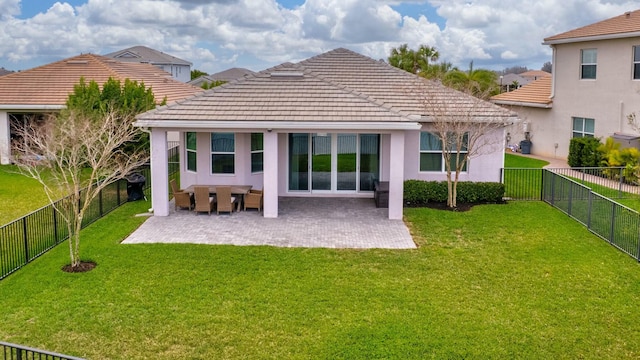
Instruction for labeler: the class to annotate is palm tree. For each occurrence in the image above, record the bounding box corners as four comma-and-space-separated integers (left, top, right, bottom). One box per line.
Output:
388, 44, 440, 74
443, 61, 499, 99
420, 61, 455, 81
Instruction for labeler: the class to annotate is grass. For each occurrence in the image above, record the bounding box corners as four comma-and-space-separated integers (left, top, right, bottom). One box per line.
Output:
504, 152, 549, 168
0, 165, 50, 224
503, 153, 548, 199
1, 200, 640, 359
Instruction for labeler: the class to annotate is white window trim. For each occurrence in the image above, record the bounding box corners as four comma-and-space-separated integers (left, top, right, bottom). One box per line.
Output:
572, 117, 595, 138
211, 132, 236, 175
580, 48, 597, 80
185, 132, 197, 173
633, 46, 640, 80
251, 133, 264, 174
419, 132, 468, 173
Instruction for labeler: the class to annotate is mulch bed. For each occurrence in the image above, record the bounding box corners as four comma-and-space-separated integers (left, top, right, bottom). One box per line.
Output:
61, 261, 97, 273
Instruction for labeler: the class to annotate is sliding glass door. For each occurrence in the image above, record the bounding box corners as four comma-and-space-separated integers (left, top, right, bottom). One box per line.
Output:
289, 133, 379, 193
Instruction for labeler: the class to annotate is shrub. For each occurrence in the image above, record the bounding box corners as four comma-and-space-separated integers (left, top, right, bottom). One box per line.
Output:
568, 137, 602, 167
403, 180, 505, 206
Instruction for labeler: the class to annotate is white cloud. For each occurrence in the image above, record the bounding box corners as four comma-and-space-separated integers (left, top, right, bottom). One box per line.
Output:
0, 0, 638, 73
501, 50, 518, 60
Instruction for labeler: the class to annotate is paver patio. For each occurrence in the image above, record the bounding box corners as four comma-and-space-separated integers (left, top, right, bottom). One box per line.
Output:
123, 197, 416, 249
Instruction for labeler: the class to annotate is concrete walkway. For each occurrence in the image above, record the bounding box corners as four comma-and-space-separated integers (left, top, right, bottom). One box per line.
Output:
123, 197, 416, 249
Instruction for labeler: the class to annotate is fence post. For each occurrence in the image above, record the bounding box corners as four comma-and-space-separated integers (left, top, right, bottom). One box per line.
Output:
609, 203, 616, 244
22, 217, 29, 263
567, 180, 573, 215
619, 167, 624, 198
99, 187, 104, 217
587, 191, 593, 230
53, 205, 59, 244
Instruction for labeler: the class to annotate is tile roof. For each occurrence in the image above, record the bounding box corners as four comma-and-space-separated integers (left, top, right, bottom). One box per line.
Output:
0, 53, 203, 107
544, 9, 640, 44
490, 76, 552, 108
0, 68, 13, 77
188, 68, 255, 87
104, 45, 192, 66
138, 48, 516, 124
519, 70, 550, 81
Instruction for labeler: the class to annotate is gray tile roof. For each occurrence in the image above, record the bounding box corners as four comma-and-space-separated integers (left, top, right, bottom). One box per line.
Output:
137, 48, 516, 124
104, 45, 192, 66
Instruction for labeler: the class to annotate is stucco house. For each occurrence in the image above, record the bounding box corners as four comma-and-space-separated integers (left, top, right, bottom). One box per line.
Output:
0, 53, 203, 164
104, 45, 192, 83
135, 48, 516, 220
492, 9, 640, 159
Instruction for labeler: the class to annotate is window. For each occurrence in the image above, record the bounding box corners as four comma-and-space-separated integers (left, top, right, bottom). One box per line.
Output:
634, 46, 640, 80
251, 133, 263, 173
211, 133, 235, 174
419, 132, 468, 172
572, 117, 595, 138
581, 49, 597, 79
185, 132, 197, 172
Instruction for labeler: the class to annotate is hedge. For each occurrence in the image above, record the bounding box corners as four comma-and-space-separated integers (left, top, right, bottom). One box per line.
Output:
404, 179, 505, 206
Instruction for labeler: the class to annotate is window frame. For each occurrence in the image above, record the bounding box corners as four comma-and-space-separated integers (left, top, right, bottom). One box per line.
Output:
572, 117, 595, 138
250, 133, 264, 173
419, 131, 468, 173
633, 46, 640, 80
210, 132, 235, 175
185, 132, 197, 173
580, 48, 597, 80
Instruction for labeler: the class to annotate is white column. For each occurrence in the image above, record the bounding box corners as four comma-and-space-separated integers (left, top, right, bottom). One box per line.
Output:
388, 131, 405, 220
150, 129, 170, 216
263, 131, 278, 218
0, 111, 10, 165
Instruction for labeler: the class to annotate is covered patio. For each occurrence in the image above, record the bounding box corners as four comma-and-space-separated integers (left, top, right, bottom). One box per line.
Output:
123, 197, 416, 249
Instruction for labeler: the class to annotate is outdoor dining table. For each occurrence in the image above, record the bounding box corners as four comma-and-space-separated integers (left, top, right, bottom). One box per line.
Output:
183, 185, 252, 212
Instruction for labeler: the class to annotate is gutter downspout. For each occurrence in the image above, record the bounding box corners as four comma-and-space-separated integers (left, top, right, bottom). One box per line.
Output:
550, 45, 556, 99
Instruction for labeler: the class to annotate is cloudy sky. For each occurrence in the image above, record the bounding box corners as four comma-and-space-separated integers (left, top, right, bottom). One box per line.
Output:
1, 0, 637, 74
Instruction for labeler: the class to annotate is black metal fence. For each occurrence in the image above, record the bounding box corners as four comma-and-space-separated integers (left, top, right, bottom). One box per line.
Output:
502, 167, 640, 262
1, 341, 85, 360
501, 166, 639, 200
0, 166, 151, 280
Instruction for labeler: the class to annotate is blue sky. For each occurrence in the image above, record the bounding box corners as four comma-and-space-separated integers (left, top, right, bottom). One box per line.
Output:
2, 0, 638, 74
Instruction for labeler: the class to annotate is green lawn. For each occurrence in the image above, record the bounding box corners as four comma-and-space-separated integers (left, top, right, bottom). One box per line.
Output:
0, 165, 50, 224
1, 200, 639, 359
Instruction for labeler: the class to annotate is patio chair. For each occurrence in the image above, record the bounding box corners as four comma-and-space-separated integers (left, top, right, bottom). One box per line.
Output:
215, 186, 237, 215
244, 189, 263, 212
194, 186, 215, 215
170, 179, 193, 211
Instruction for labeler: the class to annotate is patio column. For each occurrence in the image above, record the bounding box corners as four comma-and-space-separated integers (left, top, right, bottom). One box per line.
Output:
0, 111, 9, 165
388, 131, 405, 220
150, 128, 170, 216
263, 130, 278, 218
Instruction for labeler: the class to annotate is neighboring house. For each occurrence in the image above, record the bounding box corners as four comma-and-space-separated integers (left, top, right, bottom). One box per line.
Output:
0, 53, 203, 164
499, 73, 530, 92
104, 45, 192, 83
189, 68, 255, 88
520, 70, 551, 81
135, 48, 516, 220
0, 68, 13, 77
492, 9, 640, 159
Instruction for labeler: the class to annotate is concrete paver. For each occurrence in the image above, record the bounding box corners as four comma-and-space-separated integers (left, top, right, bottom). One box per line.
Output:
123, 197, 416, 249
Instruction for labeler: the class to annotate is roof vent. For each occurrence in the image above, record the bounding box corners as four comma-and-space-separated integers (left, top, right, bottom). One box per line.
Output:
626, 11, 631, 18
270, 71, 304, 78
66, 60, 89, 65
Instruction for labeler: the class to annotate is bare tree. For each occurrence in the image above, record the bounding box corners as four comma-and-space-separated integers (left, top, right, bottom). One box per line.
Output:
12, 109, 149, 271
414, 86, 516, 208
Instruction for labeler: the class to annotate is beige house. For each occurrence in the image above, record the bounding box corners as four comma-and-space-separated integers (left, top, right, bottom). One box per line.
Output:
492, 9, 640, 159
0, 53, 202, 164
